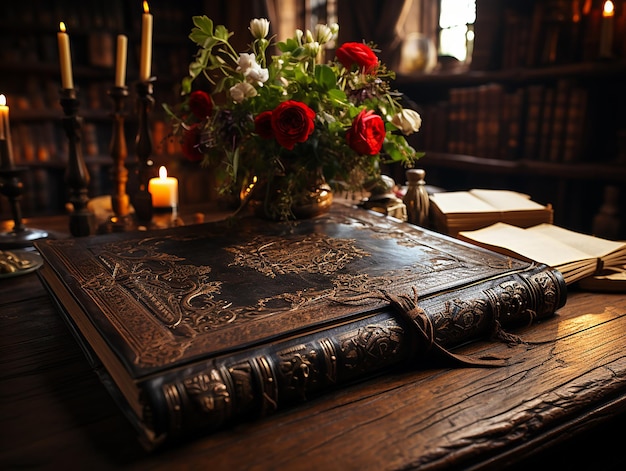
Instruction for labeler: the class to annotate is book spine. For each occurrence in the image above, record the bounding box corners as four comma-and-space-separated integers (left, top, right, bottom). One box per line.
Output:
522, 84, 545, 160
142, 264, 566, 444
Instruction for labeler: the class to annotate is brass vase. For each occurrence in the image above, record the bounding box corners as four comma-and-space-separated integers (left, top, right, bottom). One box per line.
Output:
247, 171, 333, 220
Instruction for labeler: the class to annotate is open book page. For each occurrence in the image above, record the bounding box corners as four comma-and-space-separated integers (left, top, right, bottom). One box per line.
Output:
526, 224, 625, 258
430, 190, 548, 215
429, 192, 497, 214
458, 222, 595, 268
468, 189, 547, 211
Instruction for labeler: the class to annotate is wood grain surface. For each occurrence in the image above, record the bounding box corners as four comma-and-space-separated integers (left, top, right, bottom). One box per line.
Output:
2, 267, 626, 470
1, 209, 625, 470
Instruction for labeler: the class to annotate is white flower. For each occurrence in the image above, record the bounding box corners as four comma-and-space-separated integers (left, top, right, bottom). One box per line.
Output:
304, 41, 320, 58
236, 53, 269, 85
249, 18, 270, 39
236, 53, 257, 74
230, 82, 257, 103
391, 109, 422, 135
246, 65, 269, 84
315, 24, 333, 45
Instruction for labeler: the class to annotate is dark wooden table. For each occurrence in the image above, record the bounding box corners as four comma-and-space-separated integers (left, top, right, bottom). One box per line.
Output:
2, 211, 626, 470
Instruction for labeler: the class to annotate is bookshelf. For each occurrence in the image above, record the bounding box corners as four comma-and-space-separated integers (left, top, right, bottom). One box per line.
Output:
395, 0, 626, 239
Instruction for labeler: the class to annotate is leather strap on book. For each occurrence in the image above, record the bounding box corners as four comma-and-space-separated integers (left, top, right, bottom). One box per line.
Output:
333, 288, 517, 368
378, 288, 510, 368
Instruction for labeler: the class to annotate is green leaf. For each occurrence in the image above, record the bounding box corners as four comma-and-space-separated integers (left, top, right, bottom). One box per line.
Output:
181, 76, 193, 95
385, 122, 399, 132
232, 147, 240, 179
214, 25, 233, 42
192, 16, 214, 35
277, 38, 299, 53
189, 30, 208, 47
188, 60, 204, 79
327, 88, 347, 105
315, 65, 337, 91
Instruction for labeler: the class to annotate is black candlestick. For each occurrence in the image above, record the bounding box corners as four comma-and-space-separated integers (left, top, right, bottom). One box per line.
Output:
60, 88, 94, 237
130, 78, 156, 225
0, 165, 49, 248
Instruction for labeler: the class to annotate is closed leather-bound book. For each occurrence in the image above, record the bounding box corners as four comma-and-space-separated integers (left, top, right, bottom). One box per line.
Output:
35, 203, 567, 449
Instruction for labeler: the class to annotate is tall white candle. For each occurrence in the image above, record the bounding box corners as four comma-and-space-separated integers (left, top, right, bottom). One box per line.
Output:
139, 1, 153, 81
0, 94, 15, 169
115, 34, 128, 87
599, 1, 614, 58
57, 22, 74, 89
0, 94, 7, 141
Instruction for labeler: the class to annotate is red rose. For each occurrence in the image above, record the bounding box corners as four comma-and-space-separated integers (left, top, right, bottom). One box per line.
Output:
188, 90, 213, 119
270, 100, 316, 150
336, 42, 378, 73
346, 109, 386, 155
254, 110, 274, 139
181, 123, 204, 162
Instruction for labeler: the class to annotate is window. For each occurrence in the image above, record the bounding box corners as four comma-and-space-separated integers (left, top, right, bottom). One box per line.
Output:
439, 0, 476, 63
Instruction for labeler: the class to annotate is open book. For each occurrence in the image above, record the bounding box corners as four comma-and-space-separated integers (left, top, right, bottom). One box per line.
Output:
458, 222, 626, 286
429, 189, 553, 236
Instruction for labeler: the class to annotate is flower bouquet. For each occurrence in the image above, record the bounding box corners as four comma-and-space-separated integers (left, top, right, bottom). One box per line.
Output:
164, 17, 424, 220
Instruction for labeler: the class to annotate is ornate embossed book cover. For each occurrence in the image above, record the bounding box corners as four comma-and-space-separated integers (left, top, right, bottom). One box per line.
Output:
35, 203, 567, 449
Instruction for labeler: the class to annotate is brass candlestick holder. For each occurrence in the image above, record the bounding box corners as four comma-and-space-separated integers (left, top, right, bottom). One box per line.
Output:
100, 85, 134, 233
60, 88, 94, 237
130, 78, 156, 225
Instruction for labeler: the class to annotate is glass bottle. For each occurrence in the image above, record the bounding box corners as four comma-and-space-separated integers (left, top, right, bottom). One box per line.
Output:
402, 168, 430, 227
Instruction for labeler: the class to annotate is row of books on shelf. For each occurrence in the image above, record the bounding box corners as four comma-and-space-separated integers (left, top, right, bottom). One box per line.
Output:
474, 0, 626, 70
417, 79, 590, 162
0, 0, 189, 37
4, 72, 183, 167
7, 118, 180, 167
0, 31, 190, 85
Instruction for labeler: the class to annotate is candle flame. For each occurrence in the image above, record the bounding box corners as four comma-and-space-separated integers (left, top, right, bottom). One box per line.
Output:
143, 1, 150, 14
59, 22, 67, 33
0, 94, 5, 107
159, 166, 167, 179
603, 1, 614, 16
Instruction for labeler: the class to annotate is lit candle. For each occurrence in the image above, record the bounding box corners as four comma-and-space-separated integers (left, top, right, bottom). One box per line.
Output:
57, 22, 74, 89
139, 1, 153, 81
0, 94, 15, 169
115, 34, 128, 87
600, 0, 614, 58
0, 94, 7, 140
148, 166, 178, 209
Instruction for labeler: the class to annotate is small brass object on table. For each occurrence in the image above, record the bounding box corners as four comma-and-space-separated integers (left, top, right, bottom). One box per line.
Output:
0, 248, 42, 278
359, 175, 407, 221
